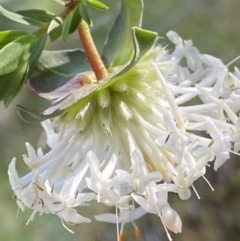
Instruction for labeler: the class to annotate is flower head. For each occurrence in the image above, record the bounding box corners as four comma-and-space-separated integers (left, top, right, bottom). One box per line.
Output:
9, 31, 240, 240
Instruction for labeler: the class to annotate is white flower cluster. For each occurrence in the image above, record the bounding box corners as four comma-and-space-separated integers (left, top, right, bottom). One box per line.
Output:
8, 31, 240, 240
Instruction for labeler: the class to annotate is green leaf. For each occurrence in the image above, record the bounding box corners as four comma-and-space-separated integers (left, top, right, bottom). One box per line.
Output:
62, 11, 73, 43
29, 49, 91, 94
79, 4, 92, 26
69, 5, 82, 34
121, 27, 158, 72
0, 34, 35, 76
29, 33, 47, 73
0, 34, 37, 106
48, 17, 63, 42
16, 9, 55, 25
17, 105, 62, 123
0, 42, 23, 76
0, 30, 28, 49
0, 5, 48, 27
83, 0, 109, 11
102, 0, 143, 68
0, 61, 29, 107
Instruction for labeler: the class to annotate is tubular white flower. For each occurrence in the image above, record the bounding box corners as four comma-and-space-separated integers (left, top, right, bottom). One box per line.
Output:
8, 31, 240, 238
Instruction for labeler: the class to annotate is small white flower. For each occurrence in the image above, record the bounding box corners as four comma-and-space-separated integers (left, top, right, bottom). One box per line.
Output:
9, 31, 240, 240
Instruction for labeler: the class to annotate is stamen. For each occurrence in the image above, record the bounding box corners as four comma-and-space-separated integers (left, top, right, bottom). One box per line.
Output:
229, 150, 240, 156
227, 55, 240, 67
120, 222, 124, 233
119, 233, 125, 241
26, 210, 37, 225
132, 222, 142, 239
119, 223, 125, 241
116, 206, 120, 241
99, 160, 106, 169
151, 61, 185, 130
196, 85, 238, 124
157, 210, 172, 241
61, 219, 74, 234
135, 228, 142, 239
202, 175, 214, 191
191, 185, 200, 199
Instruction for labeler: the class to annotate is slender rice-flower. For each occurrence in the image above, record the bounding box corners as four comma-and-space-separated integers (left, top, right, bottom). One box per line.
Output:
8, 31, 240, 240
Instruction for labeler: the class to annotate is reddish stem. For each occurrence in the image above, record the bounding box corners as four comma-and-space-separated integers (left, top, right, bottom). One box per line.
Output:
78, 20, 108, 81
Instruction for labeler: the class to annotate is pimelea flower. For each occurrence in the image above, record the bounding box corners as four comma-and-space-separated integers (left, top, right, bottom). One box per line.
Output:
8, 31, 240, 240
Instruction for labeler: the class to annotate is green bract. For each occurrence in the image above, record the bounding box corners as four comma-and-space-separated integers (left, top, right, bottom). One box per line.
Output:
19, 26, 157, 122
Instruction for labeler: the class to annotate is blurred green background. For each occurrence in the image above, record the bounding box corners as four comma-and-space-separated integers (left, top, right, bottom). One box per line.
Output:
0, 0, 240, 241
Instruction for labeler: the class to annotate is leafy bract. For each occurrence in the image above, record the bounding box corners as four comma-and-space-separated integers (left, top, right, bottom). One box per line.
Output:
0, 5, 54, 27
102, 0, 143, 68
17, 105, 62, 123
99, 27, 158, 89
25, 27, 157, 121
29, 49, 91, 95
50, 28, 157, 115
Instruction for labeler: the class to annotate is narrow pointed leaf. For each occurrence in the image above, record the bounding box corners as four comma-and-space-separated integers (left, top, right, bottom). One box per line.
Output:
29, 33, 47, 73
69, 5, 82, 34
79, 4, 92, 26
62, 11, 73, 42
0, 5, 48, 27
16, 9, 55, 25
49, 27, 158, 111
17, 105, 62, 123
102, 0, 143, 67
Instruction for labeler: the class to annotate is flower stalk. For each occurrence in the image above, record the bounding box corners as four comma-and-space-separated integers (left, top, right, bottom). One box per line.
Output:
78, 20, 108, 81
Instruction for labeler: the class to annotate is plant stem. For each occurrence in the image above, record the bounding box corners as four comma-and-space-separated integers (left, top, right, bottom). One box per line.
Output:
78, 20, 108, 81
